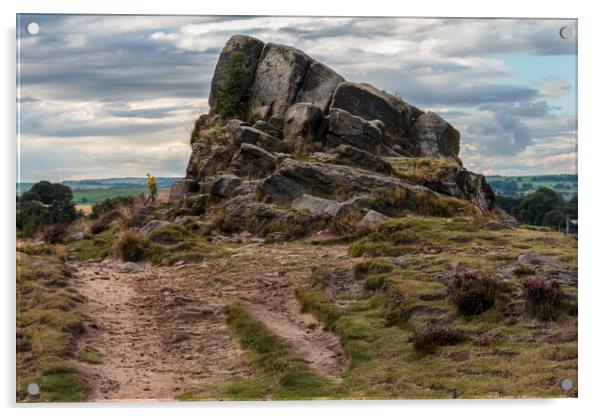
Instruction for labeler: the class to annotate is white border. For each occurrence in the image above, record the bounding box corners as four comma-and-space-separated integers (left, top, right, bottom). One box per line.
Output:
3, 1, 600, 415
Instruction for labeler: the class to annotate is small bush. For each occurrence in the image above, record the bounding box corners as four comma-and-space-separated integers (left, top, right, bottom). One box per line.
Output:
446, 271, 499, 315
89, 210, 121, 234
522, 277, 562, 320
39, 224, 68, 244
114, 232, 148, 262
412, 325, 468, 353
382, 285, 410, 326
353, 259, 394, 279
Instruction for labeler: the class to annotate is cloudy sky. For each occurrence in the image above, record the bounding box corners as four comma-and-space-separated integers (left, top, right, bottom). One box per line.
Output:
17, 15, 577, 182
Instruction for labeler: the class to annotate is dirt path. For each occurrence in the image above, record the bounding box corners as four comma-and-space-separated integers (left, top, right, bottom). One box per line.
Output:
70, 241, 353, 401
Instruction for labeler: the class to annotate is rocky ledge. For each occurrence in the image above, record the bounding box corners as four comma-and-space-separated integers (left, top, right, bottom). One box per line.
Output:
168, 35, 498, 239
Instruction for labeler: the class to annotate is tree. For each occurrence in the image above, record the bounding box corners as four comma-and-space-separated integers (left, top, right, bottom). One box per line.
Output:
218, 51, 252, 121
511, 187, 561, 226
146, 172, 157, 203
17, 181, 78, 238
22, 181, 73, 205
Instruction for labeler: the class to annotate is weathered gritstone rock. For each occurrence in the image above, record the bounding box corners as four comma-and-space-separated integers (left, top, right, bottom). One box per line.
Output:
169, 35, 500, 235
250, 42, 313, 120
333, 145, 393, 175
283, 103, 326, 142
326, 108, 383, 153
260, 158, 424, 203
209, 174, 243, 199
169, 179, 200, 204
408, 112, 460, 161
295, 61, 345, 113
227, 124, 289, 153
357, 210, 391, 229
231, 143, 277, 179
330, 82, 416, 140
253, 120, 283, 138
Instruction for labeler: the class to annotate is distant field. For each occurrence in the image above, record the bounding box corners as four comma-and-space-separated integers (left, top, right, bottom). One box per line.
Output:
72, 187, 170, 205
486, 174, 577, 200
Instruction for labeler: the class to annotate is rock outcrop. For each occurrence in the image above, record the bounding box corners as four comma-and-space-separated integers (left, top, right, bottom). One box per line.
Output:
170, 35, 498, 239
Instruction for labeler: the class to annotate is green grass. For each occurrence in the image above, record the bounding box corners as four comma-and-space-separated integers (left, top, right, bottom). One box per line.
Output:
16, 249, 87, 402
179, 302, 329, 400
72, 187, 170, 205
291, 215, 577, 398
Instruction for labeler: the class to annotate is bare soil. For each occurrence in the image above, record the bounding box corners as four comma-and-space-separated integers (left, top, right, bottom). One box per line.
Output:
70, 241, 352, 401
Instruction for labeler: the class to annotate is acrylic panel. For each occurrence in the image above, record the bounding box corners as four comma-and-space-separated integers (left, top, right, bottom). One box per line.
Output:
16, 14, 577, 402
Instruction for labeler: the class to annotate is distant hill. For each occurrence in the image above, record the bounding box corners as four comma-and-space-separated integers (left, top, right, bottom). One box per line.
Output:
486, 174, 577, 200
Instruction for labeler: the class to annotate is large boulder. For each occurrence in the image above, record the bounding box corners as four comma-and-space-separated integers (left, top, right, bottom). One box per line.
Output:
283, 103, 326, 142
231, 143, 277, 179
295, 61, 345, 113
326, 108, 383, 153
186, 143, 233, 180
208, 35, 265, 114
209, 174, 243, 199
250, 43, 312, 120
221, 194, 321, 237
408, 112, 460, 161
139, 219, 171, 237
330, 82, 416, 139
227, 124, 289, 153
357, 210, 390, 229
291, 194, 346, 219
169, 179, 200, 204
260, 158, 421, 203
333, 144, 393, 175
253, 120, 283, 138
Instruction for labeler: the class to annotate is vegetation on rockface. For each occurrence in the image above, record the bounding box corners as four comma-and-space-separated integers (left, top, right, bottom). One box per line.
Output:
17, 181, 79, 238
16, 248, 87, 402
218, 52, 252, 122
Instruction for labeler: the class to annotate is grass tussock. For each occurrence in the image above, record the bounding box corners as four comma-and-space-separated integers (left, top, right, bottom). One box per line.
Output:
295, 288, 342, 330
353, 259, 395, 279
412, 324, 468, 354
382, 284, 412, 326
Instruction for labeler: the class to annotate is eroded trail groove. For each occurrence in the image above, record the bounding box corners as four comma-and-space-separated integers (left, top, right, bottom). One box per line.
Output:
70, 242, 352, 401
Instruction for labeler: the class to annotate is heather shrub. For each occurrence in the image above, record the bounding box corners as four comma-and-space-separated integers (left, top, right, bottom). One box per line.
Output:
522, 277, 562, 320
446, 271, 499, 315
39, 224, 68, 244
412, 325, 468, 353
89, 210, 121, 234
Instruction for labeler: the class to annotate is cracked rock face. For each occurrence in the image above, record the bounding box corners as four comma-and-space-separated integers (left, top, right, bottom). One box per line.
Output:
170, 35, 498, 238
